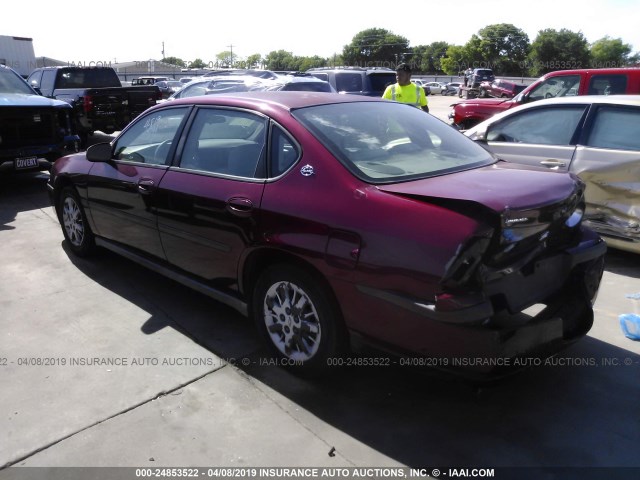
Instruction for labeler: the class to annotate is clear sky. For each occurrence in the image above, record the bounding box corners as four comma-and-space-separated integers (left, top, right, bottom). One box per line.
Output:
5, 0, 639, 65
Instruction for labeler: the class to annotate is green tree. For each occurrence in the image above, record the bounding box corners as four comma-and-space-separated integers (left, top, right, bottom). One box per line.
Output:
590, 36, 635, 68
412, 42, 450, 73
440, 37, 485, 75
162, 56, 186, 68
189, 58, 207, 69
342, 28, 410, 68
298, 56, 328, 71
440, 45, 469, 75
528, 29, 590, 75
245, 53, 263, 69
263, 50, 296, 70
475, 24, 529, 75
216, 51, 235, 67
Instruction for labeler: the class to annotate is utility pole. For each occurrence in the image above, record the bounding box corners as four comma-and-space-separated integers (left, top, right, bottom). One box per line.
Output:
161, 42, 165, 59
227, 44, 234, 67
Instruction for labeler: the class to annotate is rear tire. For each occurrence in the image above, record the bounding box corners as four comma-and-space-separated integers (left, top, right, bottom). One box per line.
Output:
252, 265, 347, 376
59, 187, 96, 257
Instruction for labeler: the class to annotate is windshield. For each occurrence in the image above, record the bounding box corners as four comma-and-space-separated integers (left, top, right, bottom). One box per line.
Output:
0, 68, 35, 94
293, 101, 495, 183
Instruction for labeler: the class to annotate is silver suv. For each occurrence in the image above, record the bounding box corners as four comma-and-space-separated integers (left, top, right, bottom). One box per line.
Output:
306, 67, 396, 96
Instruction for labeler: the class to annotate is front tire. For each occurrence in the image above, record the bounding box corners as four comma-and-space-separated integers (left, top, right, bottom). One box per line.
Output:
253, 265, 347, 376
59, 186, 96, 257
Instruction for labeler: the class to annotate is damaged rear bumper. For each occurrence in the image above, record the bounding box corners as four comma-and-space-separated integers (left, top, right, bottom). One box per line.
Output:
357, 230, 606, 374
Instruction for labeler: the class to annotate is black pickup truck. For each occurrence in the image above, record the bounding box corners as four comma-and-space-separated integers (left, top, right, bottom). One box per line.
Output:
27, 66, 161, 144
0, 64, 79, 174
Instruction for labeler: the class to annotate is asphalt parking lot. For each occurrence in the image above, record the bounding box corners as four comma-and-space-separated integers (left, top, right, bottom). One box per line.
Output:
1, 95, 640, 479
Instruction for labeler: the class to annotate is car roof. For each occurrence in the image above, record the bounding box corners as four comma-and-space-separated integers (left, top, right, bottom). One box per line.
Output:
512, 94, 640, 108
158, 91, 385, 111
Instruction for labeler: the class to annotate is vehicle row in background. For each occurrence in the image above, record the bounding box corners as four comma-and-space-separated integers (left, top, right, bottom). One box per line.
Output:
0, 64, 79, 174
27, 66, 161, 145
450, 67, 640, 130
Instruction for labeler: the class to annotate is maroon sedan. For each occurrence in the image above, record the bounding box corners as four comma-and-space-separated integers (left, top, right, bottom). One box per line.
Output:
48, 92, 605, 376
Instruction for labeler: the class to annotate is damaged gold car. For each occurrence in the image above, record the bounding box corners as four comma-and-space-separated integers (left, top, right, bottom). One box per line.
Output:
465, 95, 640, 254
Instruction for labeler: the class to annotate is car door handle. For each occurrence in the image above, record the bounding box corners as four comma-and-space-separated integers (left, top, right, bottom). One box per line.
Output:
539, 159, 566, 168
137, 178, 155, 195
226, 197, 254, 218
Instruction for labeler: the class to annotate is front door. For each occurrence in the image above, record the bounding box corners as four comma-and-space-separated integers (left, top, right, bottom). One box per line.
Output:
87, 106, 190, 258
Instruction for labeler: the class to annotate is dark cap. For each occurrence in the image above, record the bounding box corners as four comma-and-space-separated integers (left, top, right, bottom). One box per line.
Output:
396, 63, 412, 72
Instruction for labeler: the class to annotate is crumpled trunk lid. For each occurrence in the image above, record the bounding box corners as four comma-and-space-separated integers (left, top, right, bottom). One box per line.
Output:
378, 161, 578, 213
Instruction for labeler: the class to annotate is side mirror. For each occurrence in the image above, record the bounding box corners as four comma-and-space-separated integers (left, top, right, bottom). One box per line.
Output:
467, 128, 487, 142
86, 142, 113, 162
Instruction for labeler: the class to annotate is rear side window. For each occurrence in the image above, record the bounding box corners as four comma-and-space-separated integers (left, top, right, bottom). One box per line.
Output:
335, 73, 363, 93
179, 108, 267, 177
588, 74, 628, 95
270, 125, 299, 177
40, 70, 56, 96
587, 106, 640, 150
486, 106, 587, 145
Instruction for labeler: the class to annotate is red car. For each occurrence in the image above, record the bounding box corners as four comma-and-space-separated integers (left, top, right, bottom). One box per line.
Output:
450, 67, 640, 130
48, 92, 605, 376
479, 79, 527, 98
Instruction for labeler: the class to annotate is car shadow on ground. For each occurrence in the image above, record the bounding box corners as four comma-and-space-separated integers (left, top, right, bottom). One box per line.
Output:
61, 243, 640, 469
0, 172, 51, 230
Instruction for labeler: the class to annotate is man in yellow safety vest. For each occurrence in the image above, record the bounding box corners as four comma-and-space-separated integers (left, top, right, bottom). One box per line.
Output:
381, 63, 429, 113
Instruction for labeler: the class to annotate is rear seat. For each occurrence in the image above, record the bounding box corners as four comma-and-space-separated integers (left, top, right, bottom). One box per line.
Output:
180, 139, 261, 176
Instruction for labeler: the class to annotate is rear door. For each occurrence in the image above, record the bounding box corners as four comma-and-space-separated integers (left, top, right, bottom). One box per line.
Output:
86, 106, 190, 258
483, 104, 589, 171
155, 106, 268, 281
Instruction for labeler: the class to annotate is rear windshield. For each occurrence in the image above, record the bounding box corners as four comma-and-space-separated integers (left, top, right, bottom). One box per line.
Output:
278, 82, 333, 92
55, 68, 120, 88
368, 73, 397, 93
293, 101, 495, 184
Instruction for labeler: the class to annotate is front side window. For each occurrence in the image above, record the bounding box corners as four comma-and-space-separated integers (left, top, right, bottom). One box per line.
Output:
587, 106, 640, 151
486, 106, 587, 145
528, 75, 581, 101
293, 101, 494, 183
179, 108, 267, 178
113, 107, 189, 164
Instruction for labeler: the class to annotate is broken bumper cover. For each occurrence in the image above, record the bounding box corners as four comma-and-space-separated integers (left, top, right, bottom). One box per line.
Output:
358, 229, 606, 374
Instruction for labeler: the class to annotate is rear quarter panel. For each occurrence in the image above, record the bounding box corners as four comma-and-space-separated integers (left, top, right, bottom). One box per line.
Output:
255, 122, 485, 346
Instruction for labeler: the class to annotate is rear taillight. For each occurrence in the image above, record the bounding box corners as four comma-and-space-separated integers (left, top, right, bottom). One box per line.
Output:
83, 95, 94, 113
